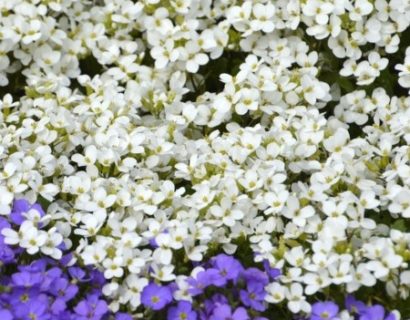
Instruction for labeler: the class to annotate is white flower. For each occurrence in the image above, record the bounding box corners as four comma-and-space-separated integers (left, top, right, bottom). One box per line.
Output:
144, 8, 173, 34
299, 75, 329, 105
182, 41, 209, 73
238, 169, 263, 192
349, 0, 374, 21
173, 276, 192, 301
21, 20, 42, 44
82, 243, 107, 265
0, 94, 19, 110
151, 264, 176, 281
2, 227, 21, 245
388, 189, 410, 217
302, 0, 334, 25
209, 197, 244, 227
355, 61, 378, 86
367, 254, 403, 278
265, 282, 286, 303
285, 246, 308, 268
10, 221, 48, 255
368, 51, 388, 71
41, 227, 64, 259
396, 48, 410, 90
283, 196, 315, 227
121, 275, 148, 309
92, 188, 117, 210
235, 88, 259, 115
358, 191, 380, 211
151, 40, 179, 69
75, 210, 107, 237
33, 45, 62, 69
169, 227, 188, 250
328, 259, 353, 285
323, 128, 350, 154
227, 2, 252, 32
303, 271, 332, 295
103, 257, 124, 279
347, 263, 376, 292
154, 233, 173, 265
0, 186, 13, 215
250, 3, 276, 33
263, 190, 289, 215
286, 283, 311, 313
72, 145, 98, 167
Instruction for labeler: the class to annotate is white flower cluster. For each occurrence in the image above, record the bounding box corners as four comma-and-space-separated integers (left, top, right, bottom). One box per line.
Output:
2, 207, 64, 259
1, 0, 410, 316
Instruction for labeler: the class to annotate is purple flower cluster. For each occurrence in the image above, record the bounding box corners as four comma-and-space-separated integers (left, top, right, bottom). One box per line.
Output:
310, 296, 396, 320
345, 295, 396, 320
0, 199, 131, 320
0, 257, 103, 320
141, 254, 281, 320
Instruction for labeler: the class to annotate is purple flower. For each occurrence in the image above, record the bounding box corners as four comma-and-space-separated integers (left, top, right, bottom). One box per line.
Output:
89, 269, 106, 287
262, 260, 281, 280
14, 295, 49, 320
206, 268, 231, 287
50, 298, 67, 315
115, 313, 133, 320
187, 270, 215, 296
24, 300, 49, 320
359, 305, 396, 320
241, 268, 269, 286
201, 294, 229, 319
41, 267, 63, 291
209, 304, 249, 320
239, 281, 266, 312
60, 253, 74, 267
168, 301, 197, 320
12, 271, 43, 288
141, 283, 173, 310
74, 294, 108, 320
345, 295, 367, 314
19, 259, 48, 273
49, 278, 78, 302
311, 301, 339, 320
385, 313, 396, 320
69, 267, 87, 282
58, 311, 73, 319
0, 309, 12, 320
0, 243, 15, 264
210, 254, 243, 286
7, 286, 44, 309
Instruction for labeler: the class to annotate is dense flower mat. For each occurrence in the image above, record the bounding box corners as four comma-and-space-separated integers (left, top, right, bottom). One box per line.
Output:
1, 0, 410, 319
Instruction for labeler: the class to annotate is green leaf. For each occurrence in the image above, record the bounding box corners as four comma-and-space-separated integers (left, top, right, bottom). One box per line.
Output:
391, 219, 407, 232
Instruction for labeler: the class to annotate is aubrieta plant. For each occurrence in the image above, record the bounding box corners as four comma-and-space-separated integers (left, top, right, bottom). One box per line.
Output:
1, 0, 410, 318
0, 200, 132, 320
308, 296, 399, 320
139, 254, 281, 319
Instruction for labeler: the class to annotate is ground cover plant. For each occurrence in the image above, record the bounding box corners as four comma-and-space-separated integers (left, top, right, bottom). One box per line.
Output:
1, 0, 410, 319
